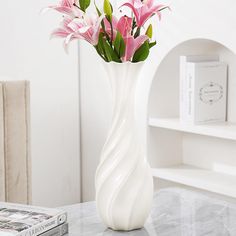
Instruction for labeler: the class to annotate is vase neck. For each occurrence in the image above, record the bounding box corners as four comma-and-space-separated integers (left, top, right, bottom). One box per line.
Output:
102, 62, 144, 108
102, 62, 144, 130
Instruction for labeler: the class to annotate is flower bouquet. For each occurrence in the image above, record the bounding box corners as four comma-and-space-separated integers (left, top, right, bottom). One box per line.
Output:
46, 0, 169, 62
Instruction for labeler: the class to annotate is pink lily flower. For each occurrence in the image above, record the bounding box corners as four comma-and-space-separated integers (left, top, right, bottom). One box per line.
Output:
51, 17, 82, 51
104, 16, 132, 40
103, 15, 147, 61
51, 17, 75, 38
103, 17, 118, 40
45, 0, 82, 17
123, 35, 148, 61
116, 16, 133, 38
121, 0, 167, 27
66, 14, 104, 45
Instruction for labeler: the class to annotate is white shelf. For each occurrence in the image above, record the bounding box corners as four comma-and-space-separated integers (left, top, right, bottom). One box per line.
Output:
152, 164, 236, 198
149, 117, 236, 141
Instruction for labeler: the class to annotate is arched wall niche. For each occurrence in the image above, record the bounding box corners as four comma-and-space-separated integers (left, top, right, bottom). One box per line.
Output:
148, 38, 236, 122
145, 38, 236, 198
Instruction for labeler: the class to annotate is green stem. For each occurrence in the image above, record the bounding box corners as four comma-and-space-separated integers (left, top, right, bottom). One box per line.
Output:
131, 19, 137, 36
159, 6, 170, 12
101, 19, 112, 46
134, 27, 141, 38
109, 20, 113, 43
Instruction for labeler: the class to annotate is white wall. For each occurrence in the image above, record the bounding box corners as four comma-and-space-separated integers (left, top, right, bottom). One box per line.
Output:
80, 42, 112, 201
0, 1, 81, 207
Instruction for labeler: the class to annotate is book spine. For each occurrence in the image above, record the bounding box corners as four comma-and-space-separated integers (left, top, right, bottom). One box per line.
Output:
179, 56, 187, 122
39, 223, 68, 236
18, 212, 67, 236
186, 63, 195, 123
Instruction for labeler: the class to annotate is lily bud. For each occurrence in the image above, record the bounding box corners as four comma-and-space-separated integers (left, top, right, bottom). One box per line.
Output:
104, 0, 112, 21
145, 24, 153, 38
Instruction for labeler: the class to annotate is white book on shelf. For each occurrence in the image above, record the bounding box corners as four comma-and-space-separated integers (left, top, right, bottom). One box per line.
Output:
183, 61, 227, 124
179, 55, 219, 122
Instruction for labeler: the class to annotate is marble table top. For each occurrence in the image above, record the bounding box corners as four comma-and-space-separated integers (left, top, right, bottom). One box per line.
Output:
62, 188, 236, 236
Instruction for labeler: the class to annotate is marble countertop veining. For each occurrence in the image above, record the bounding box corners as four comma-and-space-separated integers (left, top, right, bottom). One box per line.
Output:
62, 188, 236, 236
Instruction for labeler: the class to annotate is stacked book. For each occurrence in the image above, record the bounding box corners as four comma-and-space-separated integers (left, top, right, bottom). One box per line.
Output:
0, 202, 68, 236
180, 55, 228, 124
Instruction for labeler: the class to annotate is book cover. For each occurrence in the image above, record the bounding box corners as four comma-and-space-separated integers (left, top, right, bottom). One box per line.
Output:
184, 61, 227, 124
179, 55, 219, 122
0, 202, 67, 236
40, 223, 68, 236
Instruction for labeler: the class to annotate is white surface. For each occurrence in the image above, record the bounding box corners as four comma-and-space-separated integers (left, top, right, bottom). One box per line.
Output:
152, 164, 236, 198
149, 118, 236, 140
95, 62, 153, 231
0, 0, 81, 206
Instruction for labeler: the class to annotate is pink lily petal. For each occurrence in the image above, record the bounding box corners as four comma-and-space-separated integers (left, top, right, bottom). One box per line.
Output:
51, 28, 70, 38
120, 0, 169, 27
117, 16, 132, 38
51, 17, 74, 39
120, 2, 139, 24
90, 14, 105, 45
78, 26, 91, 34
43, 0, 83, 18
60, 17, 74, 29
123, 35, 148, 61
61, 0, 74, 8
67, 14, 104, 45
146, 0, 154, 8
67, 18, 83, 31
133, 0, 143, 8
139, 4, 165, 26
65, 33, 83, 45
47, 6, 74, 15
103, 17, 118, 40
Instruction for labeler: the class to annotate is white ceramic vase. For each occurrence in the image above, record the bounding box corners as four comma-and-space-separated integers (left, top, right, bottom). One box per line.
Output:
95, 61, 153, 231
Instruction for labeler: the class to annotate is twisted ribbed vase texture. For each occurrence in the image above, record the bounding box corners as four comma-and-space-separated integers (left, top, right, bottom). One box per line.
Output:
95, 62, 153, 231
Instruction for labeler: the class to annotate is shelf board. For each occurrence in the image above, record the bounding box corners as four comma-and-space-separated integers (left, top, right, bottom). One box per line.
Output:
152, 164, 236, 198
149, 117, 236, 141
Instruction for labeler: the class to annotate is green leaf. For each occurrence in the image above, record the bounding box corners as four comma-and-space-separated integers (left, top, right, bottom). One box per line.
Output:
145, 24, 153, 38
98, 33, 121, 62
132, 41, 150, 62
97, 33, 107, 61
79, 0, 90, 11
103, 40, 121, 62
114, 31, 126, 58
95, 45, 107, 61
103, 0, 112, 21
149, 41, 156, 49
119, 38, 126, 58
94, 1, 101, 16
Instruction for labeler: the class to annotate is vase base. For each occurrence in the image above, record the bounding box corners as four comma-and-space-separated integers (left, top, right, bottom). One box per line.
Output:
107, 226, 144, 232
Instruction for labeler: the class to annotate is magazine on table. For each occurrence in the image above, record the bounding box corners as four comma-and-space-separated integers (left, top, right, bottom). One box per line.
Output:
0, 202, 67, 236
40, 223, 68, 236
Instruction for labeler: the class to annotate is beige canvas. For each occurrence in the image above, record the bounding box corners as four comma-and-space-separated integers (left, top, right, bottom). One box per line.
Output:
0, 81, 31, 204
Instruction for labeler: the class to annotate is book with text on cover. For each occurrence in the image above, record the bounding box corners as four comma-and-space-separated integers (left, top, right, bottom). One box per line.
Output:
0, 202, 67, 236
179, 55, 219, 122
182, 61, 227, 124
